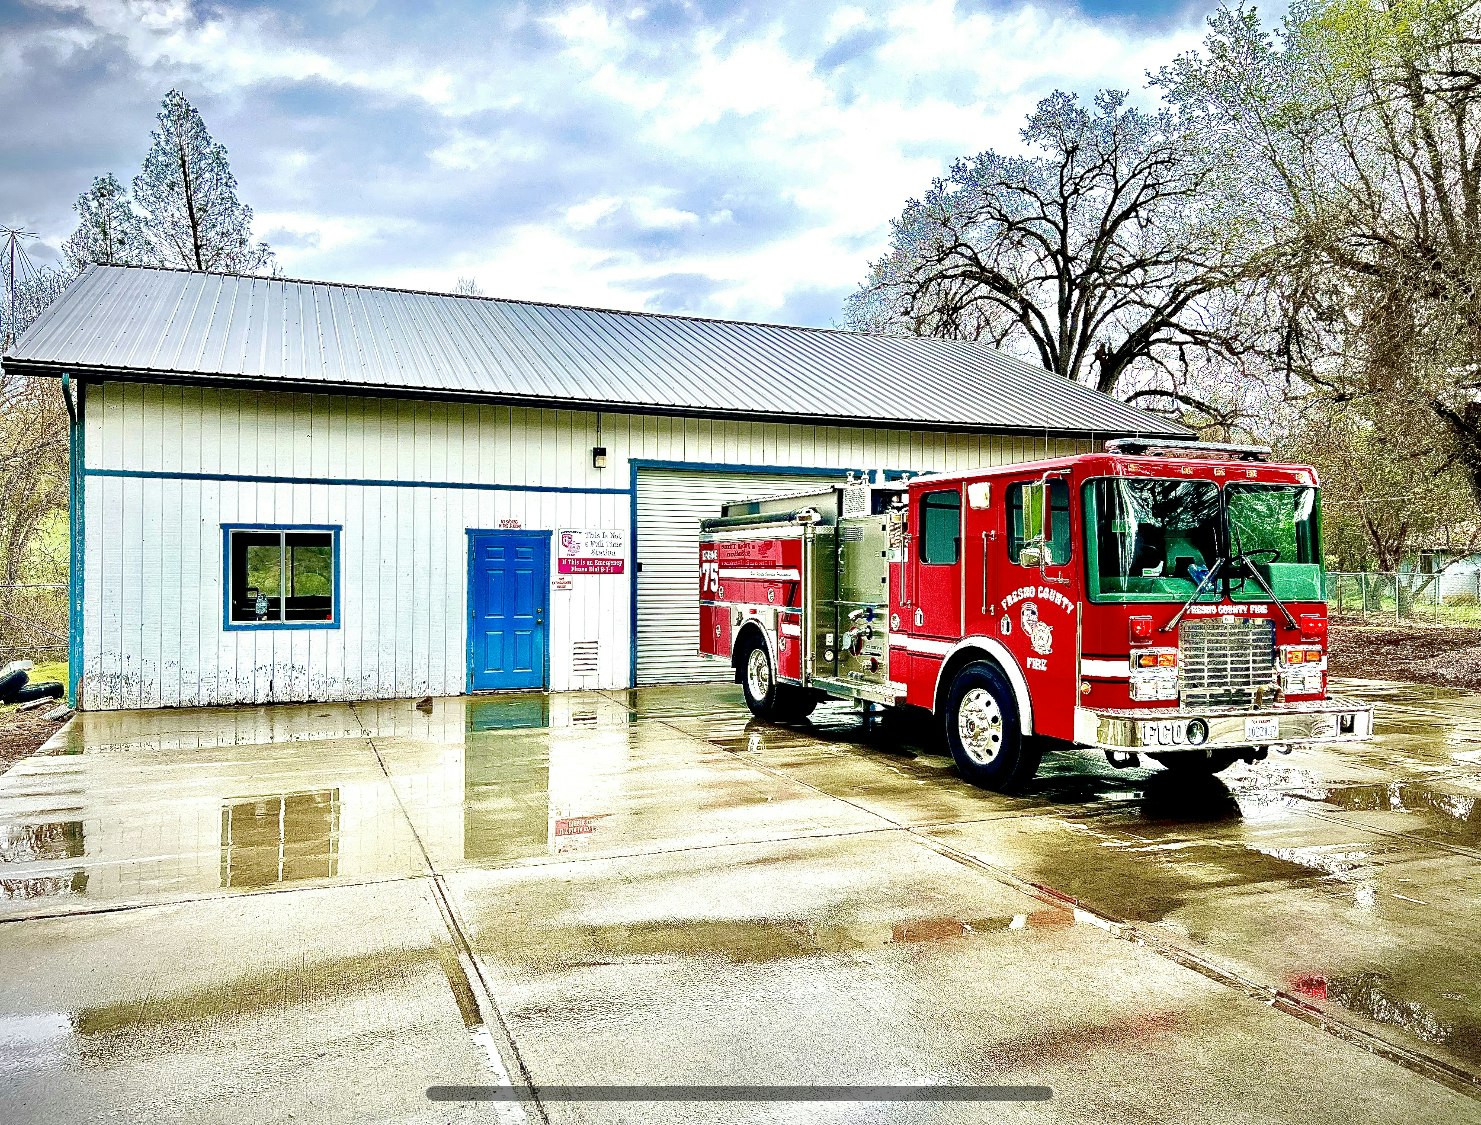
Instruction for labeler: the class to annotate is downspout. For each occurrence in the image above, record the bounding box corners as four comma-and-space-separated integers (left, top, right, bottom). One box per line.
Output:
62, 373, 84, 708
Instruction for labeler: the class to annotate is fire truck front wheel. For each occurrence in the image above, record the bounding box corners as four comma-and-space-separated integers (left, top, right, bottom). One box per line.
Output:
943, 662, 1040, 792
738, 637, 816, 722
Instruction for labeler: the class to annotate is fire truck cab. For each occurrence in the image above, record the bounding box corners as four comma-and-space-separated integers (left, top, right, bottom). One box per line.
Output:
698, 439, 1374, 791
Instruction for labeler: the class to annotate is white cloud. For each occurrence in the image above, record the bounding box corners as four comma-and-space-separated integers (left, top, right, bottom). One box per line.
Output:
14, 0, 1213, 325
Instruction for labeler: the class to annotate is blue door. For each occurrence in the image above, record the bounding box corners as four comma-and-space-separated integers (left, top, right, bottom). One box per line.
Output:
468, 531, 549, 691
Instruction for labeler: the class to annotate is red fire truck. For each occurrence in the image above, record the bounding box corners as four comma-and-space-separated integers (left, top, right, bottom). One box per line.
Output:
698, 439, 1373, 791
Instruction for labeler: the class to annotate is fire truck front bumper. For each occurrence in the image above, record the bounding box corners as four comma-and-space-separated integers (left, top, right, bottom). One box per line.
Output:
1075, 696, 1374, 754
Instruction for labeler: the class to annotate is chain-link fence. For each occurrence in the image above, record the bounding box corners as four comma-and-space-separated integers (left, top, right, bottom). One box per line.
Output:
1327, 570, 1481, 626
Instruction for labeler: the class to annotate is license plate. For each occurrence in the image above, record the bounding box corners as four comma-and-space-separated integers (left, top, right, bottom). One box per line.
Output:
1245, 716, 1279, 742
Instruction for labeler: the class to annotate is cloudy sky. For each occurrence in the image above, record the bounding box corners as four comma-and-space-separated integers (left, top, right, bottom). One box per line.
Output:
1, 0, 1218, 327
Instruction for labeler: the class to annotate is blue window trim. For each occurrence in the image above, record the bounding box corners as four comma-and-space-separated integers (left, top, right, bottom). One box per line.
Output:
625, 458, 896, 687
222, 523, 342, 631
464, 528, 554, 694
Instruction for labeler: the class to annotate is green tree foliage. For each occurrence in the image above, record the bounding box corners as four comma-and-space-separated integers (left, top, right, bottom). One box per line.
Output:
130, 90, 275, 274
61, 174, 144, 273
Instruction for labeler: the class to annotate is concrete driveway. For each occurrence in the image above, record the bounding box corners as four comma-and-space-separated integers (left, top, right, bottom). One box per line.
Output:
1, 680, 1479, 1123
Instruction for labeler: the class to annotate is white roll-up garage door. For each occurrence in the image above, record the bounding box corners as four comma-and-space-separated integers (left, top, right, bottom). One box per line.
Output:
635, 468, 833, 684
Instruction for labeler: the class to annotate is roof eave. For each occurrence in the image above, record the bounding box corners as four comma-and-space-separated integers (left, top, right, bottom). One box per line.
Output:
0, 356, 1192, 440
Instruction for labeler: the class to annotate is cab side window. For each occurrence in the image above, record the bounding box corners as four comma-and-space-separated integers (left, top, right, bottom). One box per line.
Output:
920, 490, 961, 564
1007, 480, 1072, 565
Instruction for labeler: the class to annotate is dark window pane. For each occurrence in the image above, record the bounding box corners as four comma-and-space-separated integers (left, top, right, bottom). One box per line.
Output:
284, 532, 335, 621
228, 528, 337, 625
229, 531, 283, 622
920, 490, 961, 565
1007, 481, 1071, 565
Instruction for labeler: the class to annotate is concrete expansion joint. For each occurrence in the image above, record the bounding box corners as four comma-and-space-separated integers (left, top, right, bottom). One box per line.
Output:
348, 702, 546, 1124
661, 710, 1481, 1103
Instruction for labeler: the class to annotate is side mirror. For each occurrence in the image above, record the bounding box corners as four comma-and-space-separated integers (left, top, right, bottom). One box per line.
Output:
1021, 482, 1048, 544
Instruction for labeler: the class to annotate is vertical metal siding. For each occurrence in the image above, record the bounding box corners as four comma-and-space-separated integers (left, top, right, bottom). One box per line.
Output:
79, 383, 1090, 709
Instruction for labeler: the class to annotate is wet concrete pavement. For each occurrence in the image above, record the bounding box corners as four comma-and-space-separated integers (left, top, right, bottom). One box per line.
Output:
2, 680, 1479, 1122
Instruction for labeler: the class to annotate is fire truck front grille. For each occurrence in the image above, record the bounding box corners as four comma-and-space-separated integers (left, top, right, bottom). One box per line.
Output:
1178, 618, 1276, 708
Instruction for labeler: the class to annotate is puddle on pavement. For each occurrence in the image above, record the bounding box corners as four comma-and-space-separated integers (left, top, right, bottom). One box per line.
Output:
1290, 969, 1481, 1067
1290, 781, 1481, 843
220, 790, 341, 889
0, 820, 85, 864
0, 820, 89, 903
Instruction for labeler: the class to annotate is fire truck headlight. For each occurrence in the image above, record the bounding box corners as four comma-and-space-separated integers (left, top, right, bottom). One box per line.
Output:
1129, 649, 1179, 701
1186, 719, 1209, 746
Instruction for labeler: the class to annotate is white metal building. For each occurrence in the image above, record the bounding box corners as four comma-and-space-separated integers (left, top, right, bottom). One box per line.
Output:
5, 266, 1184, 710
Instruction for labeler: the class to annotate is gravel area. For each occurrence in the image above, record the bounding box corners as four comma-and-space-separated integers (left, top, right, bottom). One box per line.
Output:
1329, 624, 1481, 692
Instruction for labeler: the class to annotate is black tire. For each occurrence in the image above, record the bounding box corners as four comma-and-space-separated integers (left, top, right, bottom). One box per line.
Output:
11, 681, 63, 703
942, 661, 1041, 792
0, 667, 29, 703
737, 634, 817, 723
1151, 750, 1241, 775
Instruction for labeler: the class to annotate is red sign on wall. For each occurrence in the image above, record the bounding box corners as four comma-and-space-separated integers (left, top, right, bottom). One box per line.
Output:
557, 529, 626, 575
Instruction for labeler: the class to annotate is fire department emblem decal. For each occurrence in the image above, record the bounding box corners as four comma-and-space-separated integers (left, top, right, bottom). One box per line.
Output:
1020, 601, 1053, 655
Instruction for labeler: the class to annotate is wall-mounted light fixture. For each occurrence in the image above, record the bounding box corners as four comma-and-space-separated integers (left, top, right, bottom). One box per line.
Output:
592, 445, 608, 469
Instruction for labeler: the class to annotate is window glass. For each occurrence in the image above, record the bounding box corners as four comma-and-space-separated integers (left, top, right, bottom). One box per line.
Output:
920, 490, 961, 564
227, 527, 337, 626
1225, 483, 1323, 601
1007, 480, 1071, 564
1081, 478, 1222, 603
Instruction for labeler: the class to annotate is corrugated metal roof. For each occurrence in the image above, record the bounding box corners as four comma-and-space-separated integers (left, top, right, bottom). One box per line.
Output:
4, 265, 1188, 438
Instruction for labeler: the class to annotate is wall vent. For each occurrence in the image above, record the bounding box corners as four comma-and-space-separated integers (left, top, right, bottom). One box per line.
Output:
572, 640, 600, 675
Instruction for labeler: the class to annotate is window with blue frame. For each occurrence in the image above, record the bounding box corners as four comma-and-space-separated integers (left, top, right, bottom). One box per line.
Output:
224, 525, 339, 628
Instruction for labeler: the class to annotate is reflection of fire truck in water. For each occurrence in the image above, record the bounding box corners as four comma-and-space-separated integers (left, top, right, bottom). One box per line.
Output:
698, 439, 1374, 792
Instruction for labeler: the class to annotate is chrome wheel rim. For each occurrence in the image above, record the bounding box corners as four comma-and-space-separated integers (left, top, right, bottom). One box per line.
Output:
746, 647, 771, 700
957, 687, 1004, 765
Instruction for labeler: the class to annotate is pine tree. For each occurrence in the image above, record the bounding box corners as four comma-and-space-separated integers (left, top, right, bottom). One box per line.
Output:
131, 90, 274, 274
62, 174, 144, 272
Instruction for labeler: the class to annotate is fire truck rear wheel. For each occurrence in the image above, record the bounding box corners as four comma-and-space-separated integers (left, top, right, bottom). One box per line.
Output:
738, 636, 816, 722
943, 661, 1040, 792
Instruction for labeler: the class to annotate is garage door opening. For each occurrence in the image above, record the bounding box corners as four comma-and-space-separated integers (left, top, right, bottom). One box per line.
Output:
634, 468, 838, 685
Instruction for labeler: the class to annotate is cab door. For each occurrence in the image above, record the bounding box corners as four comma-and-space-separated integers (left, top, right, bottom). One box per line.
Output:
911, 486, 963, 637
997, 476, 1077, 740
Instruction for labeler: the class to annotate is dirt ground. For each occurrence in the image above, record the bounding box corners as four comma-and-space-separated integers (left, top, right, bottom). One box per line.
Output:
1329, 623, 1481, 692
0, 708, 66, 773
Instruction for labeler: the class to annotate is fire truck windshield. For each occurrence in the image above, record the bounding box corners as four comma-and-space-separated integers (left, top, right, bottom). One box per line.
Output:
1083, 477, 1324, 604
1084, 478, 1222, 603
1225, 482, 1323, 602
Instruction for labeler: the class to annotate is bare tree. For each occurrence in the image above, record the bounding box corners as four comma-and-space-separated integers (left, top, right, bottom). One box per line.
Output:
846, 89, 1266, 425
453, 276, 485, 296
